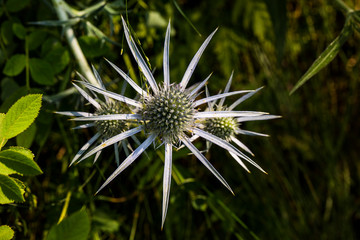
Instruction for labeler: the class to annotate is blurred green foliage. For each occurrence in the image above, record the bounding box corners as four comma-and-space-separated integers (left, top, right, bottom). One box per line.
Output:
0, 0, 360, 239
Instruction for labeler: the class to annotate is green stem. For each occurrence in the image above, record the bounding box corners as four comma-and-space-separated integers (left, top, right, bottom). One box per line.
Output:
25, 36, 30, 91
51, 0, 99, 87
333, 0, 353, 14
58, 191, 72, 223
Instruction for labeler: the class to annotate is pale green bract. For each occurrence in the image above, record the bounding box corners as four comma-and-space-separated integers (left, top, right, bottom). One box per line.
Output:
63, 16, 274, 228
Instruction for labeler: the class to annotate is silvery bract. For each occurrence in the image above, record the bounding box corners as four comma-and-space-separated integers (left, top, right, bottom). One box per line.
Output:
61, 16, 275, 228
197, 71, 281, 172
56, 68, 140, 166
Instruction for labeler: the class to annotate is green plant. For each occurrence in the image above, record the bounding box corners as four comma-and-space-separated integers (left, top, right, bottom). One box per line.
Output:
0, 94, 43, 204
0, 94, 42, 239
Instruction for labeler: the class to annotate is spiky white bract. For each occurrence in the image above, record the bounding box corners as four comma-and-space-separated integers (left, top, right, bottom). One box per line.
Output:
195, 72, 281, 173
56, 67, 135, 166
63, 16, 274, 229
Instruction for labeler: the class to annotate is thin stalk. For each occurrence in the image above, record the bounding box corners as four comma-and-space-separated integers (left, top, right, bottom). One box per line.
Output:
51, 0, 99, 87
333, 0, 353, 14
25, 36, 30, 91
58, 191, 72, 223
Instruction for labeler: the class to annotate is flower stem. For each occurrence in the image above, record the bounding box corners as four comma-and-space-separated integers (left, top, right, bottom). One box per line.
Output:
333, 0, 353, 14
51, 0, 99, 87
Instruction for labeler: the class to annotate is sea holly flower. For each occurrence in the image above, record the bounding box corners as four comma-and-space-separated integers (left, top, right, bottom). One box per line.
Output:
56, 66, 140, 166
195, 71, 281, 172
67, 16, 271, 227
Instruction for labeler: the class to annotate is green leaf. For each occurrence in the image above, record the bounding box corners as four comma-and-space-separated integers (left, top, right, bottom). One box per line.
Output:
1, 78, 19, 102
147, 11, 167, 28
290, 22, 353, 94
47, 209, 90, 240
1, 21, 14, 45
44, 46, 70, 74
16, 123, 37, 148
27, 30, 47, 51
172, 0, 202, 36
2, 94, 42, 139
0, 86, 27, 113
0, 114, 6, 149
5, 0, 30, 12
0, 174, 24, 204
0, 147, 42, 176
78, 36, 109, 58
2, 54, 26, 77
92, 210, 120, 233
12, 23, 26, 40
29, 58, 55, 85
29, 19, 80, 27
0, 225, 14, 240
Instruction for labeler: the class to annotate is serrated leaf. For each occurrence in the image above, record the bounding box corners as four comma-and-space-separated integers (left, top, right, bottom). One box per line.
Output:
12, 23, 26, 39
290, 22, 353, 94
0, 225, 14, 240
29, 58, 55, 85
2, 94, 42, 139
0, 147, 42, 176
16, 123, 37, 148
2, 54, 26, 77
0, 174, 24, 204
46, 209, 90, 240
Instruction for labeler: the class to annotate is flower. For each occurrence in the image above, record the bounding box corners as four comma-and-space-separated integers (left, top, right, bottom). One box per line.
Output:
56, 66, 138, 166
66, 16, 271, 227
197, 71, 281, 172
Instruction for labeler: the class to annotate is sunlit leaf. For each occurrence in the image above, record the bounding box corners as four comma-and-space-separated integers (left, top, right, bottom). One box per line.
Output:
0, 114, 6, 149
0, 225, 14, 240
0, 174, 24, 204
0, 147, 42, 176
2, 94, 42, 139
290, 21, 353, 94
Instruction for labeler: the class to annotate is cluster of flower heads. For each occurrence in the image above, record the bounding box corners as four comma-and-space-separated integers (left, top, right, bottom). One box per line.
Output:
57, 17, 279, 228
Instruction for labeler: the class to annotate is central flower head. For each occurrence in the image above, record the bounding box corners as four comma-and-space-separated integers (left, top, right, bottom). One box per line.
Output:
95, 102, 128, 138
141, 84, 195, 143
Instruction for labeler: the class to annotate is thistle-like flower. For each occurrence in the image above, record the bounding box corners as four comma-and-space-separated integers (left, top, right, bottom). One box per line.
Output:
66, 17, 272, 227
56, 66, 139, 166
196, 72, 281, 172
